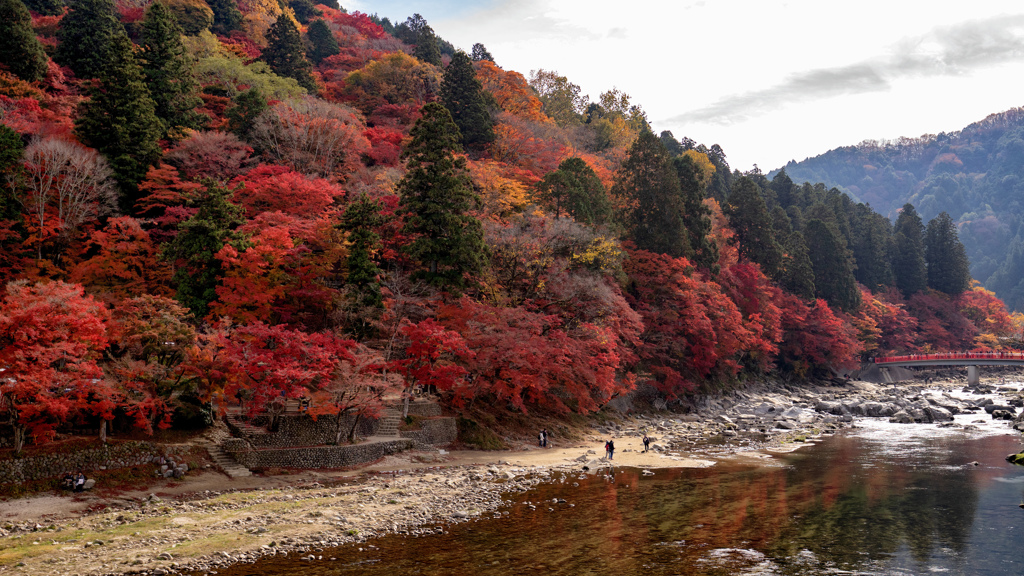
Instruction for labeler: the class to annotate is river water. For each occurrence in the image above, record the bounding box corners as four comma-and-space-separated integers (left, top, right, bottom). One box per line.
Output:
208, 410, 1024, 576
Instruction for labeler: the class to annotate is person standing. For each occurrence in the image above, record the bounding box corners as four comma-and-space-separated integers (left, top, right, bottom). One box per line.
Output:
539, 430, 544, 447
606, 439, 615, 460
643, 434, 650, 453
541, 429, 548, 448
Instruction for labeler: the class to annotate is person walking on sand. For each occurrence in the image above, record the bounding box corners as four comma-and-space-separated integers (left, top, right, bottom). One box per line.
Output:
539, 430, 544, 447
643, 434, 650, 453
542, 429, 548, 448
605, 439, 615, 460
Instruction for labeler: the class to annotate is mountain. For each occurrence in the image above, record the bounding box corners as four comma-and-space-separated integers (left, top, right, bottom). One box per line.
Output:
777, 107, 1024, 309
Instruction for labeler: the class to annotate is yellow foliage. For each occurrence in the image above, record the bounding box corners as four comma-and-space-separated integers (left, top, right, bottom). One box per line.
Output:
681, 149, 715, 188
467, 159, 531, 218
570, 237, 623, 275
974, 332, 1001, 350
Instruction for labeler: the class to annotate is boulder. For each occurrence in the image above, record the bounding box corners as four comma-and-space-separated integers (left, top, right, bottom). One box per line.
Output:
82, 479, 95, 490
924, 406, 954, 423
992, 410, 1015, 421
984, 405, 1016, 414
860, 402, 896, 418
889, 410, 914, 424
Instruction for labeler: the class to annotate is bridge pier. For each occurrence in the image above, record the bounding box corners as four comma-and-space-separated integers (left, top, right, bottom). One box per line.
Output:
968, 365, 980, 387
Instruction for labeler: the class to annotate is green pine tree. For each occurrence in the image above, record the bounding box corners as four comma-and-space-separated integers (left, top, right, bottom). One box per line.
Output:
441, 51, 493, 151
805, 218, 860, 311
208, 0, 242, 35
162, 183, 246, 318
226, 87, 268, 143
470, 43, 493, 62
287, 0, 320, 24
262, 14, 316, 92
75, 33, 163, 211
339, 194, 384, 339
305, 18, 339, 65
725, 176, 782, 277
925, 211, 972, 296
673, 153, 718, 274
782, 230, 816, 300
613, 130, 689, 258
413, 25, 441, 66
536, 157, 611, 226
851, 206, 894, 291
140, 1, 207, 140
398, 102, 486, 291
56, 0, 124, 80
0, 0, 49, 82
892, 202, 928, 297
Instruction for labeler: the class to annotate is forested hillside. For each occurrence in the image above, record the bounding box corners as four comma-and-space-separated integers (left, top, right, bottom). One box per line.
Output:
778, 108, 1024, 309
0, 0, 1018, 453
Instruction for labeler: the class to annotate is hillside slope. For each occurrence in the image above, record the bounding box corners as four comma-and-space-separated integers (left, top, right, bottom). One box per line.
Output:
778, 107, 1024, 308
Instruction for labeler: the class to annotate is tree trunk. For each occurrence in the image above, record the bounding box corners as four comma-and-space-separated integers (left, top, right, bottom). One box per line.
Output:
99, 419, 107, 444
13, 425, 25, 455
347, 413, 362, 444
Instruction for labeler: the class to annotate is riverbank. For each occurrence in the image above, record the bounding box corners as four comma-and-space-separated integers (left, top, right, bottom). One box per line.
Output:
1, 374, 1021, 576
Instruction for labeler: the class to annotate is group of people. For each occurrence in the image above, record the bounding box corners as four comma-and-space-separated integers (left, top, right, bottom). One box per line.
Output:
538, 429, 549, 447
603, 434, 651, 460
61, 471, 87, 492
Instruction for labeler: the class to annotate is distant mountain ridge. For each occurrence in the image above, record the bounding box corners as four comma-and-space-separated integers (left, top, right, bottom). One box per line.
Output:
775, 106, 1024, 309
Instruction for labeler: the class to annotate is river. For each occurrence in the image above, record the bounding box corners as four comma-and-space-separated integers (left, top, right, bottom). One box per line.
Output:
203, 408, 1024, 576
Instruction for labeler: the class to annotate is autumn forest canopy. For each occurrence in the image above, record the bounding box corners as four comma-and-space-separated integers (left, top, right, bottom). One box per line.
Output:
0, 0, 1019, 453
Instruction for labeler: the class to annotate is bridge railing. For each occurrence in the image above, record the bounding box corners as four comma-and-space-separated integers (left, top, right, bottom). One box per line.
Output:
875, 352, 1024, 363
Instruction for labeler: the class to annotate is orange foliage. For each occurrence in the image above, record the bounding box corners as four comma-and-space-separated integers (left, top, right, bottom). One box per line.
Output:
466, 159, 531, 218
474, 61, 549, 124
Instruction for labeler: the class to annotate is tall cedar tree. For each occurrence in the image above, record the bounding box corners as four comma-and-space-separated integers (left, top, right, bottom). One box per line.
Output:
340, 194, 385, 339
0, 0, 49, 82
75, 34, 163, 212
162, 183, 245, 318
226, 87, 267, 142
536, 157, 611, 226
306, 18, 340, 65
288, 0, 320, 23
140, 1, 207, 140
263, 14, 316, 92
925, 211, 972, 296
441, 51, 494, 151
725, 176, 782, 277
471, 43, 494, 62
56, 0, 124, 80
673, 154, 718, 273
805, 218, 860, 312
413, 26, 442, 66
398, 102, 486, 291
613, 130, 690, 258
892, 202, 927, 297
851, 207, 895, 291
208, 0, 242, 35
782, 231, 816, 299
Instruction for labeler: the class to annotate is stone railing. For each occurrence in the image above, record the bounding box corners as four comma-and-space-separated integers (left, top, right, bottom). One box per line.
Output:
0, 441, 193, 485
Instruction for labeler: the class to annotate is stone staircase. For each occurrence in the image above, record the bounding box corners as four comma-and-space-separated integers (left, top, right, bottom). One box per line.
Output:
375, 408, 402, 437
207, 444, 252, 478
225, 413, 271, 440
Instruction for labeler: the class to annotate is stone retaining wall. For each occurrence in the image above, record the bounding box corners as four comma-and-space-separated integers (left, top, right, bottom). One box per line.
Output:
0, 442, 193, 485
223, 439, 414, 470
404, 402, 443, 417
400, 417, 457, 447
228, 413, 378, 449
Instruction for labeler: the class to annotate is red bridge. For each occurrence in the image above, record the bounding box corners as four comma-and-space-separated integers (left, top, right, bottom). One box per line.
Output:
874, 352, 1024, 385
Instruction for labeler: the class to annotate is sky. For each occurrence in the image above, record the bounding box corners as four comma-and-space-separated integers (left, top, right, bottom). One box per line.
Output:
346, 0, 1024, 172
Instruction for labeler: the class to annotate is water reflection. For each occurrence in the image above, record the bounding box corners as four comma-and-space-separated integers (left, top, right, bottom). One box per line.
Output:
205, 427, 1024, 576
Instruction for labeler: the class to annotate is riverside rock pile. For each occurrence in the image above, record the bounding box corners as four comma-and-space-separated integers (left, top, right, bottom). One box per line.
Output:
593, 379, 1024, 457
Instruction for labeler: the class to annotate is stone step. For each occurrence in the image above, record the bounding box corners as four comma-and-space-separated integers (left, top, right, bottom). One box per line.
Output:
207, 445, 252, 478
